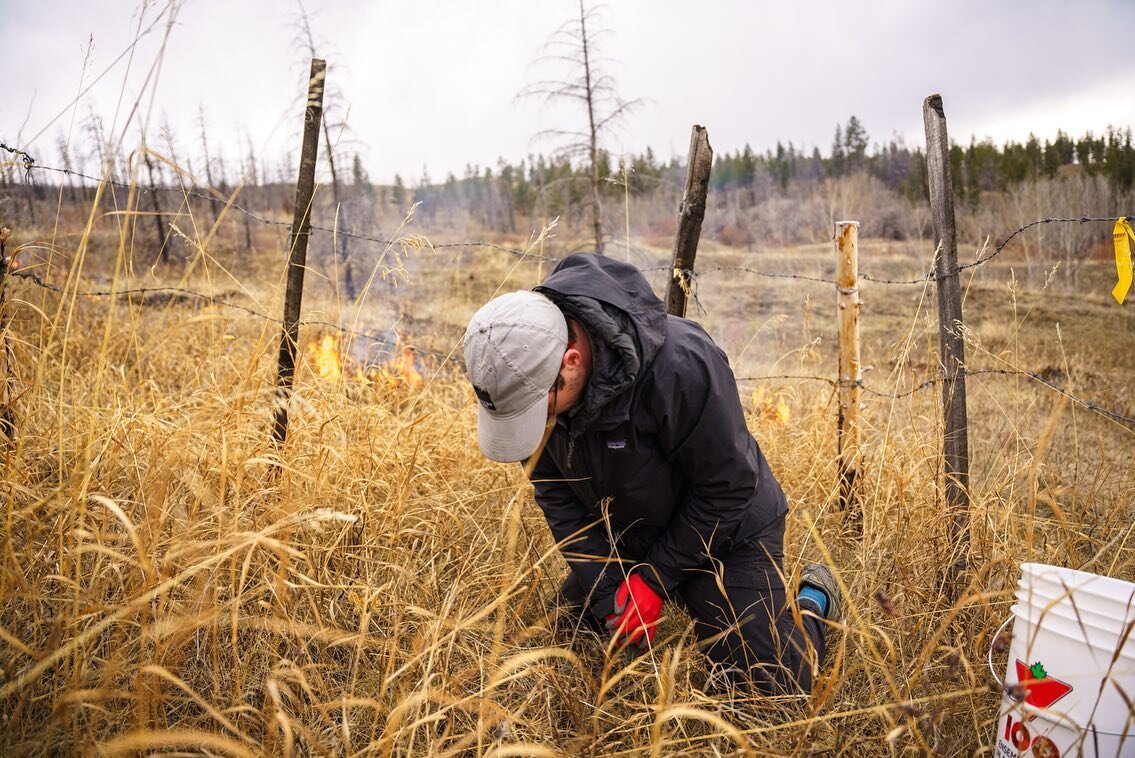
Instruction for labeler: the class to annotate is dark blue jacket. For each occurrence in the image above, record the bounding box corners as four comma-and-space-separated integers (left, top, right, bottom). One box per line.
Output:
530, 254, 788, 618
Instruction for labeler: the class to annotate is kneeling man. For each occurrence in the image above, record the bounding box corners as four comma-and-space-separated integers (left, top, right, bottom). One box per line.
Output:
463, 253, 839, 694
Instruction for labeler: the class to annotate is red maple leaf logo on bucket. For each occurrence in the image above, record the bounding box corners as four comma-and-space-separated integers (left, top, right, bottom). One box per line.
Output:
1013, 659, 1073, 717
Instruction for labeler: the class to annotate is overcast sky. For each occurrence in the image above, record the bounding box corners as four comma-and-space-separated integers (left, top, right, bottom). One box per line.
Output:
6, 0, 1135, 185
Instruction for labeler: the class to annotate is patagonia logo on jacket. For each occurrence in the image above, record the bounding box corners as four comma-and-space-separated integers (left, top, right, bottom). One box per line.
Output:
606, 438, 627, 450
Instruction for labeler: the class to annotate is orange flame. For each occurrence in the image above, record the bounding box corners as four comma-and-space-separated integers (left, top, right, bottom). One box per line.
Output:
750, 389, 791, 425
308, 332, 423, 392
371, 343, 423, 390
309, 334, 343, 381
395, 345, 423, 387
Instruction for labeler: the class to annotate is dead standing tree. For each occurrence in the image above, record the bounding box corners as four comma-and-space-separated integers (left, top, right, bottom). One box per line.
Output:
297, 1, 357, 300
141, 143, 169, 264
239, 134, 259, 252
197, 106, 222, 230
520, 0, 640, 255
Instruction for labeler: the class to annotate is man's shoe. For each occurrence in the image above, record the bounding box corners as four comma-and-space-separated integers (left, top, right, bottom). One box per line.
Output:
799, 563, 843, 622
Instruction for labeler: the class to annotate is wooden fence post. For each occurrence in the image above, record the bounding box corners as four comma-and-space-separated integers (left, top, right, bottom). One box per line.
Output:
666, 125, 713, 318
272, 58, 327, 447
923, 94, 970, 599
0, 227, 14, 443
835, 221, 862, 518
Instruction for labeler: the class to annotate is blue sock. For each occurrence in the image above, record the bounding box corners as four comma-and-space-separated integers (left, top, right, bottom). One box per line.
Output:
797, 585, 828, 617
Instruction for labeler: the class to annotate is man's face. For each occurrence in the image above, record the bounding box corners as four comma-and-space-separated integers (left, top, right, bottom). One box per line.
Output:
546, 338, 590, 418
548, 361, 584, 417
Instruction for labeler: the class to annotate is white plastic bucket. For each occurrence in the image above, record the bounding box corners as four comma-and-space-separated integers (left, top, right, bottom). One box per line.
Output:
1014, 588, 1135, 641
1020, 563, 1135, 632
993, 564, 1135, 757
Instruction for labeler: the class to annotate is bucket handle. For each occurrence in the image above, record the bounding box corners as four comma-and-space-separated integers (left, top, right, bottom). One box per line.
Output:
987, 614, 1014, 688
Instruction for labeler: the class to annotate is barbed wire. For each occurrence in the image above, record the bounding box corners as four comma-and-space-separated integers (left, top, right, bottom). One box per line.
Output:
0, 143, 35, 180
859, 216, 1126, 285
6, 157, 1125, 279
737, 368, 1135, 429
965, 368, 1135, 427
647, 217, 1125, 288
657, 215, 1128, 287
5, 159, 553, 262
9, 158, 296, 233
736, 373, 837, 387
7, 270, 460, 364
3, 266, 1131, 427
302, 223, 555, 262
641, 264, 838, 285
963, 216, 1124, 272
6, 149, 1132, 442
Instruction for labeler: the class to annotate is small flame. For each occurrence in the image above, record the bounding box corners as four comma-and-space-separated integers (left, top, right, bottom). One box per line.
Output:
309, 334, 343, 381
750, 389, 791, 425
308, 331, 423, 393
372, 343, 423, 390
347, 589, 380, 613
395, 345, 424, 387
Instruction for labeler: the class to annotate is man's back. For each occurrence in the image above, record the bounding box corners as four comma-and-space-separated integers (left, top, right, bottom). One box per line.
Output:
531, 255, 787, 598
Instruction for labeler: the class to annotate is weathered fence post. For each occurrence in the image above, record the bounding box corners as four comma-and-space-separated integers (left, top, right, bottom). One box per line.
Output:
835, 221, 862, 518
923, 94, 970, 599
0, 227, 14, 443
666, 125, 712, 318
272, 58, 327, 447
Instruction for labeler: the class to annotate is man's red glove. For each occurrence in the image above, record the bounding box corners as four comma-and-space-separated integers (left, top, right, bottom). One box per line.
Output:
604, 574, 663, 649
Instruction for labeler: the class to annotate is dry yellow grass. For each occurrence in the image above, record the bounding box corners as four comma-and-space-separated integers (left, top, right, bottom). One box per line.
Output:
0, 196, 1133, 757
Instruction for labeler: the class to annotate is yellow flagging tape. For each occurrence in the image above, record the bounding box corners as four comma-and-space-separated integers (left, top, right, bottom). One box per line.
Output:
1114, 217, 1135, 304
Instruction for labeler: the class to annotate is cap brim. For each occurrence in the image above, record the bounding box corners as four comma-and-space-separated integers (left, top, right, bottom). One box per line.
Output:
477, 393, 551, 463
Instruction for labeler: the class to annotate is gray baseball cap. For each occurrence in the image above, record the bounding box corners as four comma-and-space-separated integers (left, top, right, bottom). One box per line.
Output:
463, 290, 568, 462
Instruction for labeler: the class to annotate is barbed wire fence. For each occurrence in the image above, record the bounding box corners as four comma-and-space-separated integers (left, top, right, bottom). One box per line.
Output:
7, 145, 1125, 276
1, 149, 1133, 433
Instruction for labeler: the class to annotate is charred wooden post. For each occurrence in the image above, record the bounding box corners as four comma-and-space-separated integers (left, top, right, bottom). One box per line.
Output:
272, 58, 327, 447
666, 125, 712, 318
923, 94, 971, 600
0, 227, 16, 443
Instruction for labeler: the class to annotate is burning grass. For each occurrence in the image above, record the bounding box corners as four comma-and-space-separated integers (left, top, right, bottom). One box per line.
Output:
0, 225, 1133, 755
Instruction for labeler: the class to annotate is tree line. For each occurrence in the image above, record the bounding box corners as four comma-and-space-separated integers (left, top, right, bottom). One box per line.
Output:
397, 117, 1135, 233
3, 116, 1132, 286
5, 118, 1133, 230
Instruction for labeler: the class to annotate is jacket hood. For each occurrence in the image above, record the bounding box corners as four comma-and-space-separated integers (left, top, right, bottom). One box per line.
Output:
535, 254, 667, 359
534, 254, 667, 433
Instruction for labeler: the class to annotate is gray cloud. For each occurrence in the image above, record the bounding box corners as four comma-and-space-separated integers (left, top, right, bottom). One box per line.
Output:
5, 0, 1133, 184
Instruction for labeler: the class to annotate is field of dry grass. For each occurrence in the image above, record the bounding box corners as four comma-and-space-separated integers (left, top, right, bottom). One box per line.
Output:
0, 205, 1132, 756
